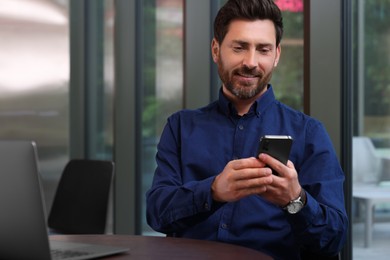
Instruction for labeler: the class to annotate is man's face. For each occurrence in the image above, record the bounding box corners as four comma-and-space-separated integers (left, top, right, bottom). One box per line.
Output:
212, 19, 281, 100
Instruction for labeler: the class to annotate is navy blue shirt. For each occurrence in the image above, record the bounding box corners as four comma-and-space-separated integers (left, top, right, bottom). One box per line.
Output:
146, 86, 348, 260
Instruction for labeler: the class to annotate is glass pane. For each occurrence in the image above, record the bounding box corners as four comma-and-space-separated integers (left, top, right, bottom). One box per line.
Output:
141, 0, 184, 235
352, 0, 390, 258
0, 0, 70, 211
273, 0, 304, 111
102, 0, 115, 160
103, 0, 115, 233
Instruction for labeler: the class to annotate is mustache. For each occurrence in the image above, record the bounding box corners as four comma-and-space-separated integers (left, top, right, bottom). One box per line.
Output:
234, 66, 262, 77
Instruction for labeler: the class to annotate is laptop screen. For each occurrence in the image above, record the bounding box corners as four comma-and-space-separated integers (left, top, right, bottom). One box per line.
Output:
0, 141, 129, 260
0, 140, 52, 260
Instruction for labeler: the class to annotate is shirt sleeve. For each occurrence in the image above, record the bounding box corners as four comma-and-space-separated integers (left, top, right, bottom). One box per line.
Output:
145, 113, 222, 234
287, 119, 349, 256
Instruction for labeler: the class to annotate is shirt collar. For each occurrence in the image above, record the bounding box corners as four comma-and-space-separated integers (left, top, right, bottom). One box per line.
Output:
218, 84, 276, 116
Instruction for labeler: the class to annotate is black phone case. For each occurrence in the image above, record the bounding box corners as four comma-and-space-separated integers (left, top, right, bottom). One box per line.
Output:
257, 135, 293, 165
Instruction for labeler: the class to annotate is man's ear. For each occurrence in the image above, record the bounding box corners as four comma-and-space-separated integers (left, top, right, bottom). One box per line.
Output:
274, 44, 281, 67
211, 38, 220, 63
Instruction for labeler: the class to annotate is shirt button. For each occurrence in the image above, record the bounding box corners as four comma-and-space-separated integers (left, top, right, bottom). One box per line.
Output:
221, 223, 228, 229
203, 203, 210, 210
238, 125, 244, 130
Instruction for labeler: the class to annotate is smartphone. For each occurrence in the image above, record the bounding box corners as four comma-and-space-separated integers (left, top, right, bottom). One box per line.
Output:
257, 135, 293, 165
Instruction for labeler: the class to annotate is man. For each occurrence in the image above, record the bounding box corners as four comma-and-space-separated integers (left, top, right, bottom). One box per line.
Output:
146, 0, 348, 259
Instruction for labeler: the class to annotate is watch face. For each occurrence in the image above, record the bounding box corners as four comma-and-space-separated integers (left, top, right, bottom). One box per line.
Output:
287, 201, 303, 214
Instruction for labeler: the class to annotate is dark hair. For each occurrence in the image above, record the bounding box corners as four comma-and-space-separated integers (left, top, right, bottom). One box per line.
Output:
214, 0, 283, 46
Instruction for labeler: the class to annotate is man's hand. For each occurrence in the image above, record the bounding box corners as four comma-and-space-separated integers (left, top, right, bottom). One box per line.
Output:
211, 157, 273, 202
258, 153, 302, 207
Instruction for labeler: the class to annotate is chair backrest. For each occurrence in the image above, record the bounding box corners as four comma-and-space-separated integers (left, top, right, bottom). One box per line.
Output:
48, 159, 114, 234
352, 136, 382, 184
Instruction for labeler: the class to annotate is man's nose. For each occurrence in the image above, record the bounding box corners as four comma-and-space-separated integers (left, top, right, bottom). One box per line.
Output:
242, 50, 257, 69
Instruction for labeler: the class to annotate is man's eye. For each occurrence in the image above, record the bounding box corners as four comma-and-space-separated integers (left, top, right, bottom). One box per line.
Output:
233, 46, 243, 52
259, 48, 271, 54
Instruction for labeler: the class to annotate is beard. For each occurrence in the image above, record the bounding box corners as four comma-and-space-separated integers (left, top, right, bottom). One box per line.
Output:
217, 57, 274, 100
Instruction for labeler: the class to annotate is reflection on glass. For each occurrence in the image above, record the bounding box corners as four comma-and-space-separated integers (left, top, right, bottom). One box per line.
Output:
141, 0, 183, 234
352, 0, 390, 256
103, 0, 115, 234
103, 0, 115, 159
0, 0, 70, 210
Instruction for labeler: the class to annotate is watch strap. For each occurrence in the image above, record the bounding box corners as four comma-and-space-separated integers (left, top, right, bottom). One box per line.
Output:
299, 188, 307, 206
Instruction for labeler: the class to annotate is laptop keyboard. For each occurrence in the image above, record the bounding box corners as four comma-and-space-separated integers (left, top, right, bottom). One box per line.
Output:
51, 249, 91, 260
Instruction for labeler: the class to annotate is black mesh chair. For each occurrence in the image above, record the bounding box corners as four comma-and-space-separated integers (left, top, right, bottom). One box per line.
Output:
48, 159, 114, 234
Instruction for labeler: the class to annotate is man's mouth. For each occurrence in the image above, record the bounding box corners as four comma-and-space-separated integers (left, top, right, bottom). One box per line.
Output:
234, 74, 258, 86
235, 72, 260, 80
235, 69, 261, 78
238, 73, 257, 78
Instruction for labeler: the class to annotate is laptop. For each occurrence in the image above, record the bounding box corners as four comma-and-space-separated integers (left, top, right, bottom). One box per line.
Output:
0, 140, 129, 260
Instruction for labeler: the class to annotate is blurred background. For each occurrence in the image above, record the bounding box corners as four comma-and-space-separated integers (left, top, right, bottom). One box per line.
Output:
1, 1, 390, 259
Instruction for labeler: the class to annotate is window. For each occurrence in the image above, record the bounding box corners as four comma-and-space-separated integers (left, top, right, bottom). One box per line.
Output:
352, 0, 390, 257
0, 0, 70, 210
274, 0, 304, 111
141, 0, 184, 235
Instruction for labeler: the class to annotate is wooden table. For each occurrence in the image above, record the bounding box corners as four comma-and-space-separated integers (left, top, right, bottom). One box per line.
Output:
50, 235, 273, 259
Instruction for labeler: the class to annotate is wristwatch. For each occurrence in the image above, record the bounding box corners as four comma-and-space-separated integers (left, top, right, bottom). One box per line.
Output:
284, 189, 306, 214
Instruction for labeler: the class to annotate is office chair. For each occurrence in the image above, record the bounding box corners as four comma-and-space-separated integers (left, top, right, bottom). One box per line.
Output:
48, 159, 114, 234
